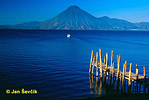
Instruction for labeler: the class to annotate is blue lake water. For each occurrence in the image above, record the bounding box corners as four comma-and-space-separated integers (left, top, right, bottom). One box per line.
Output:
0, 30, 148, 100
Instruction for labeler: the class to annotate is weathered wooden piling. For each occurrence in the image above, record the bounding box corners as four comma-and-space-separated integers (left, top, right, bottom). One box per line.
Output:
106, 53, 109, 84
144, 66, 146, 78
99, 49, 102, 62
129, 63, 132, 86
117, 55, 120, 79
106, 53, 108, 69
136, 68, 139, 93
116, 55, 120, 89
144, 67, 146, 93
136, 64, 138, 90
104, 56, 105, 64
100, 59, 103, 78
96, 52, 98, 77
128, 63, 132, 93
111, 50, 113, 67
99, 49, 103, 78
89, 50, 94, 74
121, 64, 125, 92
112, 62, 115, 86
136, 64, 138, 74
110, 50, 113, 85
110, 58, 113, 85
92, 56, 95, 75
125, 61, 127, 73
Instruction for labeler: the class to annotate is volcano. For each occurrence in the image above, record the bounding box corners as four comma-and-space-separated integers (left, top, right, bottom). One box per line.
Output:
40, 6, 98, 30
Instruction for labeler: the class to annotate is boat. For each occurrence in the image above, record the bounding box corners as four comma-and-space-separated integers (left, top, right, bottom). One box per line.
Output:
67, 34, 71, 38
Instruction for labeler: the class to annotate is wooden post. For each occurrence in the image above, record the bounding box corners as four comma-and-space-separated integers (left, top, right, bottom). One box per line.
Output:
136, 64, 138, 75
116, 55, 119, 79
119, 54, 121, 60
104, 56, 105, 64
99, 49, 102, 62
125, 61, 127, 73
129, 63, 132, 85
136, 68, 138, 93
128, 63, 132, 92
106, 53, 108, 69
119, 54, 121, 79
135, 64, 138, 92
111, 50, 113, 67
144, 67, 146, 77
112, 62, 115, 85
121, 64, 125, 92
104, 53, 107, 84
112, 63, 115, 76
100, 59, 103, 79
89, 50, 94, 74
118, 54, 121, 72
92, 56, 95, 75
144, 67, 146, 93
96, 52, 99, 77
117, 55, 119, 65
110, 54, 113, 85
120, 72, 122, 85
116, 55, 120, 89
117, 55, 120, 79
99, 49, 103, 80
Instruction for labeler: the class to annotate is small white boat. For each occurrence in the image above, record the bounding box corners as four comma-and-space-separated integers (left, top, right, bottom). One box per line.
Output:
67, 34, 71, 38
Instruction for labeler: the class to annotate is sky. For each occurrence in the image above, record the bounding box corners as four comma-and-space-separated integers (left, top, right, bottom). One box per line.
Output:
0, 0, 149, 25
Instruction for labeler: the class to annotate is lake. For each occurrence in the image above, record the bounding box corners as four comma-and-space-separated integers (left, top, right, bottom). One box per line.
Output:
0, 30, 148, 100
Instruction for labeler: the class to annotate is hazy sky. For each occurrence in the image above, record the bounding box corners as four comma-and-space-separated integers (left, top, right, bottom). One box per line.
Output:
0, 0, 149, 25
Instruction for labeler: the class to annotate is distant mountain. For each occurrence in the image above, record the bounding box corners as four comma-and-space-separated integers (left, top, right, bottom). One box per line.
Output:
41, 6, 97, 30
0, 6, 149, 30
135, 22, 149, 30
0, 25, 13, 29
40, 6, 137, 30
92, 16, 137, 30
15, 21, 41, 29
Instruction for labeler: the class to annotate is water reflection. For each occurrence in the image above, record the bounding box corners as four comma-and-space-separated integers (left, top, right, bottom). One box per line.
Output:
89, 74, 111, 95
89, 73, 148, 95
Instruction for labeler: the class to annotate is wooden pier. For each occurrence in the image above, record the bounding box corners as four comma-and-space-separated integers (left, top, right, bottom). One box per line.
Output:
89, 49, 149, 93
